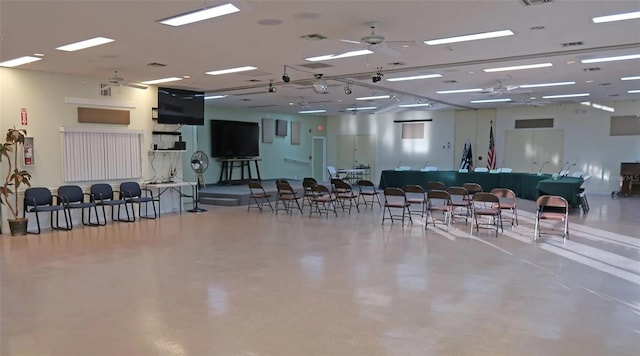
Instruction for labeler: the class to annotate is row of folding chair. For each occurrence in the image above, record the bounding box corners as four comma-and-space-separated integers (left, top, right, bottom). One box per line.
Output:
23, 182, 159, 234
247, 178, 383, 218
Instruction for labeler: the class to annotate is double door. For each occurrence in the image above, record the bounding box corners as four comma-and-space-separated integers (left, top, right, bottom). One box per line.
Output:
503, 129, 564, 174
336, 135, 375, 181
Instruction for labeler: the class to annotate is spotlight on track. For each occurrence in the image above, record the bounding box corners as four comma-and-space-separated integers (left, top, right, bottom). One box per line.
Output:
268, 79, 277, 93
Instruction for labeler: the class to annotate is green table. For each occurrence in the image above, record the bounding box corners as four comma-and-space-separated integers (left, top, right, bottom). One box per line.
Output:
378, 170, 564, 203
536, 176, 583, 208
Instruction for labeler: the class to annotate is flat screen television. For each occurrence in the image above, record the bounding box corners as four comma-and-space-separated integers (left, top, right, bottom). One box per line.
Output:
211, 120, 259, 158
157, 87, 205, 125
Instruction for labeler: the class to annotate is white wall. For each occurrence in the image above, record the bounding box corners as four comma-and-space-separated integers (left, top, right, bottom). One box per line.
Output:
189, 106, 327, 184
494, 102, 640, 194
327, 110, 456, 183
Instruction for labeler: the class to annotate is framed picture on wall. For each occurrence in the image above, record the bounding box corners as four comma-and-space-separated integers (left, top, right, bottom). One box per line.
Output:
276, 119, 287, 137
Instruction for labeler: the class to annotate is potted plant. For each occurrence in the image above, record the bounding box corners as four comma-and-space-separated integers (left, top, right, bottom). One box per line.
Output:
0, 128, 32, 235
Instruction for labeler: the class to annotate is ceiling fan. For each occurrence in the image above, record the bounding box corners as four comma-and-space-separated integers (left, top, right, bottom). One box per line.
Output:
479, 80, 520, 95
339, 21, 414, 57
102, 70, 148, 90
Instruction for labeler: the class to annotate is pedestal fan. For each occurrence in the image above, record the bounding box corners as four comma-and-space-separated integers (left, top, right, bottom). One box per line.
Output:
188, 150, 208, 212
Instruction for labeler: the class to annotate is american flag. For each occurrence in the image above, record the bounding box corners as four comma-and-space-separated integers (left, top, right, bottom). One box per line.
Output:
487, 126, 496, 170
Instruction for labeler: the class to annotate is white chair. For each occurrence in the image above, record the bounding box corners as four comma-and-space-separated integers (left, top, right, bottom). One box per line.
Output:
473, 167, 489, 173
327, 166, 341, 179
421, 166, 438, 172
571, 171, 584, 178
499, 168, 513, 173
395, 166, 412, 171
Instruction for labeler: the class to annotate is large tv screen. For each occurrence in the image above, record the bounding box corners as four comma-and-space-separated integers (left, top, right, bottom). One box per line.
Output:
157, 87, 204, 125
211, 120, 259, 158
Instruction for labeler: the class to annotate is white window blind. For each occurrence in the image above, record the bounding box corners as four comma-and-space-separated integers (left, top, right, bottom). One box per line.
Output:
60, 128, 143, 182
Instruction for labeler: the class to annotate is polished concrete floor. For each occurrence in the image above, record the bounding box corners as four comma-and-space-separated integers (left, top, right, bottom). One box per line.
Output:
1, 194, 639, 355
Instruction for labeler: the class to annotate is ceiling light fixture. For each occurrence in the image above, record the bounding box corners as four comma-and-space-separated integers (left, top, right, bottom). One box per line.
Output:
205, 95, 228, 100
305, 49, 373, 62
542, 93, 590, 99
424, 29, 514, 45
268, 80, 277, 93
141, 77, 183, 84
592, 10, 640, 23
581, 101, 615, 112
518, 81, 576, 88
312, 74, 328, 94
483, 62, 552, 72
386, 74, 442, 82
159, 3, 240, 26
205, 66, 257, 75
0, 56, 42, 67
470, 98, 512, 103
344, 83, 352, 95
356, 95, 391, 101
372, 67, 383, 83
436, 88, 484, 94
346, 106, 377, 111
398, 103, 433, 108
627, 89, 640, 93
55, 36, 114, 51
282, 65, 290, 82
581, 54, 640, 63
298, 109, 327, 114
621, 76, 640, 81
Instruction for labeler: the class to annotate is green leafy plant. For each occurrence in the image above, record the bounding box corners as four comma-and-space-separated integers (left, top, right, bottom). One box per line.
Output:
0, 128, 32, 220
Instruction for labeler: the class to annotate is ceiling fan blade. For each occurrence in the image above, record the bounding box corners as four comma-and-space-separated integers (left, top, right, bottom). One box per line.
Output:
371, 45, 401, 57
123, 83, 148, 90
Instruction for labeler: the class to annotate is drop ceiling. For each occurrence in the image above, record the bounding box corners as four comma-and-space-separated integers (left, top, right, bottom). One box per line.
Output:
1, 0, 639, 115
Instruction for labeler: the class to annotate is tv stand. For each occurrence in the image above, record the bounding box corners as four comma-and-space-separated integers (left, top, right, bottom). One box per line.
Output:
218, 157, 262, 185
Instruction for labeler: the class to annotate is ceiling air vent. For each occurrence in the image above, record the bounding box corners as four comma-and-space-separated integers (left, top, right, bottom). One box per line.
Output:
301, 33, 327, 41
584, 67, 601, 72
561, 41, 584, 48
520, 0, 554, 5
146, 62, 167, 67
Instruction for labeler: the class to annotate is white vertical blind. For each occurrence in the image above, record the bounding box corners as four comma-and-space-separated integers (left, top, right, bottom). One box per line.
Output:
60, 128, 143, 182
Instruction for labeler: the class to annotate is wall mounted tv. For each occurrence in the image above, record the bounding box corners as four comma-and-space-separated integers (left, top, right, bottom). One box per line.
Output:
157, 87, 205, 125
210, 120, 260, 158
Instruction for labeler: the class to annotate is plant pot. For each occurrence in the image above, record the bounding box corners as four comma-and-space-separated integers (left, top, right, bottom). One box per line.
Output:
8, 218, 28, 236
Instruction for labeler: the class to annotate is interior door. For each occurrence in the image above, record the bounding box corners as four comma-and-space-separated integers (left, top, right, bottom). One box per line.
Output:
354, 134, 375, 181
533, 130, 564, 174
336, 135, 355, 169
504, 130, 535, 173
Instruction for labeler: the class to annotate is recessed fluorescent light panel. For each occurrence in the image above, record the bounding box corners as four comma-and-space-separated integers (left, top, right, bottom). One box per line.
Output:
55, 37, 114, 51
386, 74, 442, 82
356, 95, 391, 101
581, 54, 640, 63
542, 93, 590, 99
205, 95, 228, 99
592, 10, 640, 23
483, 62, 552, 72
621, 76, 640, 81
398, 103, 432, 108
141, 77, 183, 84
470, 98, 512, 103
305, 49, 373, 62
298, 110, 327, 114
346, 106, 377, 111
581, 101, 615, 112
0, 56, 42, 67
436, 88, 484, 94
628, 89, 640, 93
424, 29, 514, 45
519, 81, 576, 88
159, 3, 240, 26
205, 66, 257, 75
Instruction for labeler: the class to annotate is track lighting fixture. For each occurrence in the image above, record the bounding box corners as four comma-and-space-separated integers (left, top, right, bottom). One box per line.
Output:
268, 79, 277, 93
344, 83, 352, 95
312, 74, 328, 94
282, 65, 290, 83
372, 67, 383, 83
